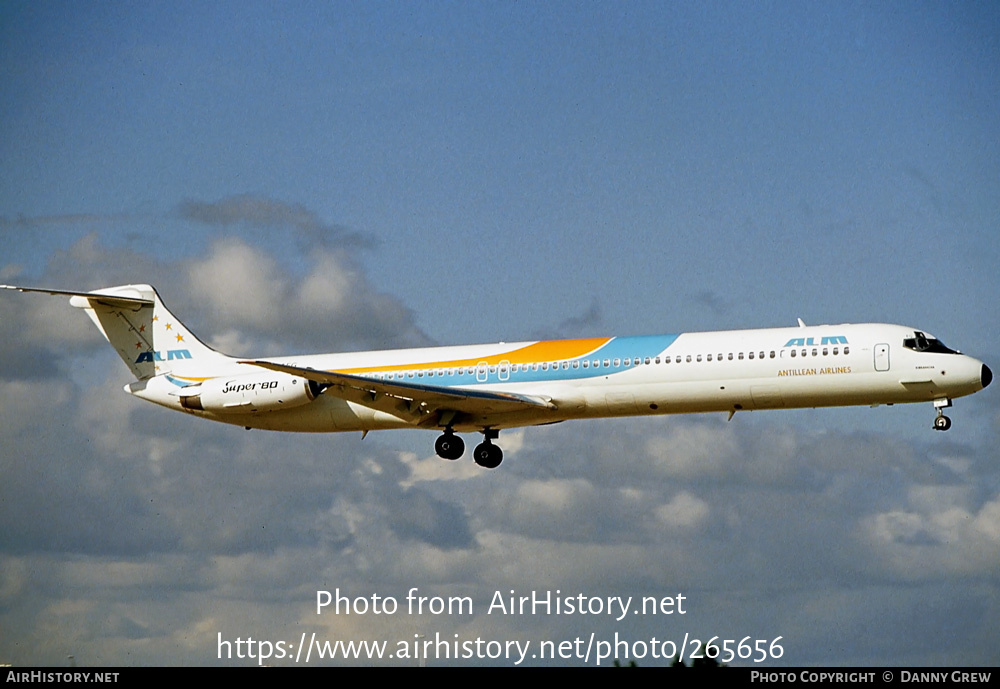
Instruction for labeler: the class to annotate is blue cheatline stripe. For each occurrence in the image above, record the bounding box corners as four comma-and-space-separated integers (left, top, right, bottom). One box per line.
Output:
362, 334, 681, 386
165, 374, 198, 387
159, 334, 682, 390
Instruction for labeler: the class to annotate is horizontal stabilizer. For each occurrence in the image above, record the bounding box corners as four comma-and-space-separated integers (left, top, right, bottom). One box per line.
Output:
1, 284, 152, 309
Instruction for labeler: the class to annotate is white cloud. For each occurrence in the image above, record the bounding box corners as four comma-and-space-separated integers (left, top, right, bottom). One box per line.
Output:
653, 491, 710, 530
643, 422, 741, 479
865, 487, 1000, 578
186, 239, 289, 328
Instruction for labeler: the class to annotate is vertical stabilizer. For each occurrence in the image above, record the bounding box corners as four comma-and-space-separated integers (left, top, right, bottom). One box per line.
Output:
68, 284, 232, 380
1, 284, 232, 380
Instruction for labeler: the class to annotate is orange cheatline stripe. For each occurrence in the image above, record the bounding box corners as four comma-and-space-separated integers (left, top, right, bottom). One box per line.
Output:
335, 337, 613, 374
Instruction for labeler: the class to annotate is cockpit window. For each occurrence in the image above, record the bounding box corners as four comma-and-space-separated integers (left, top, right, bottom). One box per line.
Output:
903, 331, 960, 355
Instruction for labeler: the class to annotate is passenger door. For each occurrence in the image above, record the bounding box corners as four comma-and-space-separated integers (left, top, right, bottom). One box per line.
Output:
874, 344, 890, 372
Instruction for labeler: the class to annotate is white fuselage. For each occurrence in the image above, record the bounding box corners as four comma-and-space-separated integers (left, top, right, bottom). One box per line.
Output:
7, 283, 988, 468
130, 322, 990, 433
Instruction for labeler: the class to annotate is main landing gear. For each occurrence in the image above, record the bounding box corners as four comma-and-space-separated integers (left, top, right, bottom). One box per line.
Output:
932, 398, 952, 432
434, 428, 465, 460
473, 429, 503, 469
435, 428, 503, 469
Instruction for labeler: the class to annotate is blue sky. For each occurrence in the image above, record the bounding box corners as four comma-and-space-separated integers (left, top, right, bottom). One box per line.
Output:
1, 1, 998, 666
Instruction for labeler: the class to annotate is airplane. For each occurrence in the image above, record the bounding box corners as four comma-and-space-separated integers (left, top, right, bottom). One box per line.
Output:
1, 283, 992, 469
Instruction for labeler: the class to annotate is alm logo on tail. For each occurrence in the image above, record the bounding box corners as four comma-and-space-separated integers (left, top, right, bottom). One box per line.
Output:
136, 349, 192, 363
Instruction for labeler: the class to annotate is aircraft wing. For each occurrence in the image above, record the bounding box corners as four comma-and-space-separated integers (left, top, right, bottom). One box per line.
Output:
239, 359, 556, 426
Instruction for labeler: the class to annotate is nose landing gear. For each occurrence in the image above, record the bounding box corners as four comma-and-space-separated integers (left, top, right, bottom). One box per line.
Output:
932, 398, 952, 431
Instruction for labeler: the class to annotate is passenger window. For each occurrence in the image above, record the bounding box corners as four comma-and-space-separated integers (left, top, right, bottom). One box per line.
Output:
749, 352, 755, 360
707, 354, 713, 361
833, 347, 838, 355
738, 352, 744, 360
844, 347, 850, 355
769, 351, 775, 358
791, 350, 797, 357
686, 355, 692, 363
822, 348, 828, 356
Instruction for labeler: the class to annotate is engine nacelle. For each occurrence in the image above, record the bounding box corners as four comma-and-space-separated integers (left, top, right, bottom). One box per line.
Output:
179, 372, 321, 413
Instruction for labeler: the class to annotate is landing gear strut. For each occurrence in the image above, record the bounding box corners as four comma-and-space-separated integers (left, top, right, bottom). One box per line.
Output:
932, 398, 952, 432
473, 429, 503, 469
434, 428, 465, 460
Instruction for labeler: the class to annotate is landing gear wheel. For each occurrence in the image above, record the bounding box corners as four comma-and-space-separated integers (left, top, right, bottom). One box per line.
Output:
933, 415, 952, 431
435, 432, 465, 460
473, 441, 503, 469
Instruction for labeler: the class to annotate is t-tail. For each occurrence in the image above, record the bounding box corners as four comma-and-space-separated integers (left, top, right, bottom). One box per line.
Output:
2, 283, 233, 380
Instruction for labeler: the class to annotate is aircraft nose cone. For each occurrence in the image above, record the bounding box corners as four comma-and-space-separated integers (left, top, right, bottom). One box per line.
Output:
983, 364, 993, 389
